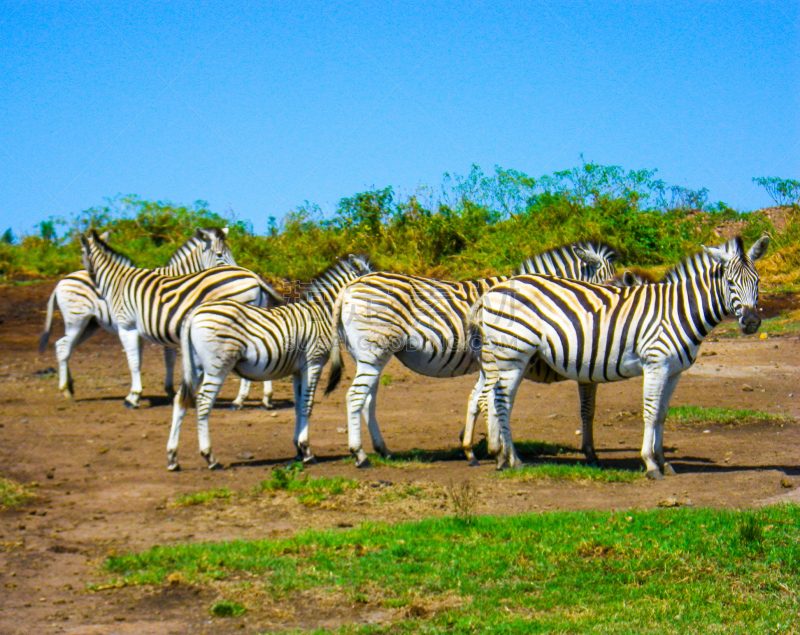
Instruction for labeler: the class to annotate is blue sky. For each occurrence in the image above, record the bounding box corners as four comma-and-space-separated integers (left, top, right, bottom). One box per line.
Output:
1, 1, 798, 237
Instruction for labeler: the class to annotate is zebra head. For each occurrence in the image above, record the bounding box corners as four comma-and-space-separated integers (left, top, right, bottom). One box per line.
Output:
80, 230, 135, 281
195, 227, 236, 268
516, 241, 618, 283
702, 235, 770, 334
571, 242, 618, 283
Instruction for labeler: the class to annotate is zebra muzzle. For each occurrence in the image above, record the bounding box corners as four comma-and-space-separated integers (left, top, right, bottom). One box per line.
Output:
739, 306, 761, 334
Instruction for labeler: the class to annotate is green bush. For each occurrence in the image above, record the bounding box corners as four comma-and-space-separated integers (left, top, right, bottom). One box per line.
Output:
2, 164, 793, 285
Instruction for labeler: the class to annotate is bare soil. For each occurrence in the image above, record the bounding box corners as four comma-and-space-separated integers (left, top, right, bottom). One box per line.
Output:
1, 281, 799, 634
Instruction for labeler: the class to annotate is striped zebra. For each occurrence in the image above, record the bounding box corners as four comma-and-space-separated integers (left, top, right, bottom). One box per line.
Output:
469, 235, 770, 477
167, 254, 372, 471
79, 230, 284, 408
38, 228, 267, 402
324, 242, 618, 468
460, 266, 651, 465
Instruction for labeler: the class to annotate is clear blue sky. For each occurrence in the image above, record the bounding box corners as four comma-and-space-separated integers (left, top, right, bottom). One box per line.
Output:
1, 1, 798, 237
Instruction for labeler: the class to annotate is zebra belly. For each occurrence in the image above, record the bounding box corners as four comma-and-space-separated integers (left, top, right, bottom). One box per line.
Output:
394, 344, 478, 378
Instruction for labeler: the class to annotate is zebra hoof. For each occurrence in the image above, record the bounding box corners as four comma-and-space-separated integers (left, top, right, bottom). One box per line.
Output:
167, 462, 181, 472
662, 463, 677, 476
646, 469, 664, 481
467, 457, 480, 468
230, 402, 244, 411
355, 457, 372, 469
124, 399, 140, 409
167, 452, 180, 472
61, 389, 75, 401
302, 454, 318, 466
207, 461, 223, 471
260, 401, 274, 411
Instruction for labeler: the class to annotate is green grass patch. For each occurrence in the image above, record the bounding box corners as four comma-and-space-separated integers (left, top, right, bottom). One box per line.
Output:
254, 464, 358, 505
667, 406, 790, 426
169, 488, 232, 507
379, 373, 394, 386
0, 477, 35, 508
209, 599, 246, 618
496, 463, 643, 484
103, 505, 800, 633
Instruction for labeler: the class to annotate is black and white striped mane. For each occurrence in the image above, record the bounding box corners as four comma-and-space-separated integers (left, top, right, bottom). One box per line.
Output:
661, 237, 743, 284
85, 230, 136, 269
514, 240, 618, 276
301, 254, 373, 303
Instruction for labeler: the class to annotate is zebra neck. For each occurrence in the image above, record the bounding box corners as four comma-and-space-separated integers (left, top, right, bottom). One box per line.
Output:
672, 269, 728, 339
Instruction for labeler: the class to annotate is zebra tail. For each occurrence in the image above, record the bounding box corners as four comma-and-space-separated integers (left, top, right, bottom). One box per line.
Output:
466, 296, 485, 358
324, 291, 346, 396
178, 311, 199, 409
39, 287, 58, 353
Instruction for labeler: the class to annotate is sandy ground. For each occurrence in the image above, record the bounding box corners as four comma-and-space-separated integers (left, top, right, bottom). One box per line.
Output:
1, 281, 798, 634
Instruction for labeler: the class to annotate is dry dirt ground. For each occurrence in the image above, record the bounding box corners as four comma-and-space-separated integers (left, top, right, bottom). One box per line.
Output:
1, 281, 799, 634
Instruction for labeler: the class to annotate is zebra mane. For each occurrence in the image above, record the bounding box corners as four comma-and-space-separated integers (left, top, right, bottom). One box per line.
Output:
301, 254, 373, 302
661, 237, 742, 283
163, 228, 232, 268
85, 230, 136, 269
514, 240, 618, 276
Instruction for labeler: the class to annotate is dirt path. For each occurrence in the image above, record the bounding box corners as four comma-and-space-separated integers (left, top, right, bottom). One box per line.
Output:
1, 281, 798, 634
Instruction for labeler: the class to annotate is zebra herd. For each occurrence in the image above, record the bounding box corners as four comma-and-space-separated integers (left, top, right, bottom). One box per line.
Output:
40, 229, 770, 479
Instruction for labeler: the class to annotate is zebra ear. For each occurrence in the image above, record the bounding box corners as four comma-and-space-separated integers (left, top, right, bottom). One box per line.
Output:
79, 234, 93, 274
702, 243, 735, 264
572, 246, 602, 270
196, 228, 213, 248
622, 271, 636, 287
747, 235, 770, 262
222, 226, 229, 237
99, 230, 111, 242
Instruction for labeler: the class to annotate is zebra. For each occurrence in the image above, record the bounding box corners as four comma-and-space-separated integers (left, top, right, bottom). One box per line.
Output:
79, 230, 284, 408
167, 254, 373, 471
324, 242, 618, 468
38, 228, 273, 403
459, 266, 652, 466
468, 235, 770, 477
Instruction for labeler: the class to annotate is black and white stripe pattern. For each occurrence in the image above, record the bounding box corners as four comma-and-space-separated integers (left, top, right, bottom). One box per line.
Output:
324, 242, 618, 467
461, 265, 649, 466
167, 254, 372, 470
40, 228, 237, 401
470, 235, 769, 477
79, 230, 283, 408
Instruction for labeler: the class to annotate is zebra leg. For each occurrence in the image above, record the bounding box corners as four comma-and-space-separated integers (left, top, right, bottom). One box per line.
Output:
54, 315, 94, 400
293, 364, 323, 464
118, 327, 145, 408
195, 373, 227, 470
364, 382, 391, 458
346, 356, 392, 468
163, 347, 177, 400
641, 367, 680, 479
577, 383, 599, 465
462, 370, 485, 467
653, 372, 681, 477
231, 378, 251, 410
261, 381, 274, 409
489, 364, 526, 470
167, 391, 187, 471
